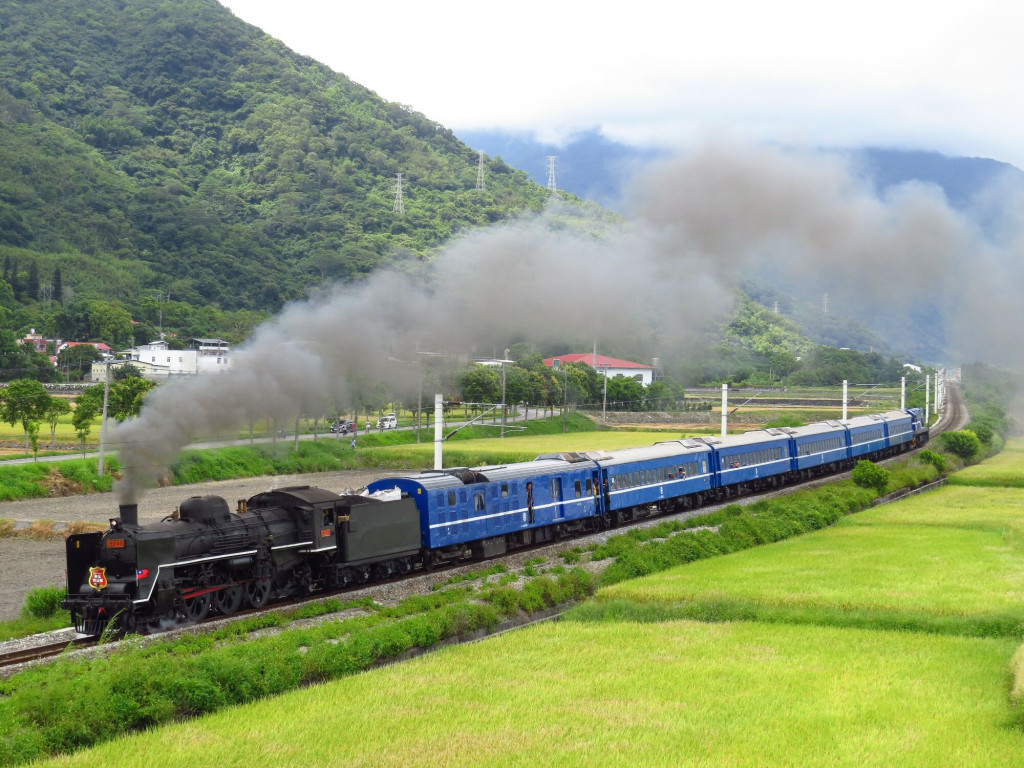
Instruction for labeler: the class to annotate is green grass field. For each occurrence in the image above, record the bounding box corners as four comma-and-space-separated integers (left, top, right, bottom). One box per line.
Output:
39, 620, 1024, 768
950, 438, 1024, 487
591, 483, 1024, 636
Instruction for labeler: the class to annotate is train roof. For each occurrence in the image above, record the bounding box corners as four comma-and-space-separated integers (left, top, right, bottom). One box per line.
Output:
879, 410, 913, 422
247, 485, 345, 507
573, 440, 711, 468
787, 420, 847, 438
843, 413, 888, 429
367, 458, 579, 491
697, 429, 794, 450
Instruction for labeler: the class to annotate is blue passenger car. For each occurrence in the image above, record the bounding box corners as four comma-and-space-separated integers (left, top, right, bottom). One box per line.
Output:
789, 420, 849, 473
844, 414, 888, 458
589, 440, 713, 520
707, 430, 793, 492
366, 458, 599, 557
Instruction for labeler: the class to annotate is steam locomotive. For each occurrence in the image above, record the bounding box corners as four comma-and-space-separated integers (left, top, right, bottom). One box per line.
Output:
64, 408, 928, 637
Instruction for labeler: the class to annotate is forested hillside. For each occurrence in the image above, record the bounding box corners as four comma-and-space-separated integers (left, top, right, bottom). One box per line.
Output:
0, 0, 549, 317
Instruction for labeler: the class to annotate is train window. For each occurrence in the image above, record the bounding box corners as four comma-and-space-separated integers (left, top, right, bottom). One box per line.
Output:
474, 493, 485, 512
574, 480, 582, 498
448, 491, 457, 506
551, 478, 562, 499
586, 478, 594, 495
501, 483, 509, 498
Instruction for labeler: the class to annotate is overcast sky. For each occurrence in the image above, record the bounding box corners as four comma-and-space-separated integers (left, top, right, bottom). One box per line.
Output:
219, 0, 1024, 167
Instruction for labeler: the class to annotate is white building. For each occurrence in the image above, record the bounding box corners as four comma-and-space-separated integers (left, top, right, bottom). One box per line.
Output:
90, 338, 232, 380
543, 353, 655, 386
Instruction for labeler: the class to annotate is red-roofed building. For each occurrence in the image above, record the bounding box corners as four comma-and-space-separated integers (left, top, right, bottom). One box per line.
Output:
543, 354, 654, 386
57, 341, 114, 357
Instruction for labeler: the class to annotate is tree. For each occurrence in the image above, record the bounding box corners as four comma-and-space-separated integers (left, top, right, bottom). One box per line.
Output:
52, 266, 63, 306
108, 375, 156, 421
606, 376, 645, 411
851, 460, 890, 495
26, 261, 39, 301
87, 300, 134, 348
72, 386, 103, 451
0, 378, 52, 449
57, 344, 102, 381
939, 430, 982, 462
44, 397, 71, 449
456, 366, 500, 405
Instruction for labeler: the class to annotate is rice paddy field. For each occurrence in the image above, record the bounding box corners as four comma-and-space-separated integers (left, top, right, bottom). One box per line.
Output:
38, 439, 1024, 766
592, 483, 1024, 636
39, 621, 1023, 768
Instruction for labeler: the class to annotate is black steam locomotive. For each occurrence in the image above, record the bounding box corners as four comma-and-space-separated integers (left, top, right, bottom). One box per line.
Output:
63, 487, 421, 636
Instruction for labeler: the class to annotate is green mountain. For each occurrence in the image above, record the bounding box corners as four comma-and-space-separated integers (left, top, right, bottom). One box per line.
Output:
0, 0, 549, 312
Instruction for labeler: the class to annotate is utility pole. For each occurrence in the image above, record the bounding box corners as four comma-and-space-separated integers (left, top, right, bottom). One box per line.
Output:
721, 384, 728, 437
546, 156, 557, 191
98, 362, 112, 475
500, 348, 510, 438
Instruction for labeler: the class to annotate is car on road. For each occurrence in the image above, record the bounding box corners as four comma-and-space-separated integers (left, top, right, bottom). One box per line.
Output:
377, 413, 398, 430
330, 419, 355, 434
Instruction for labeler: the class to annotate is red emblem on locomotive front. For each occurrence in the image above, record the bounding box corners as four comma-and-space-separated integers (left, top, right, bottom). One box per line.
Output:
88, 567, 108, 590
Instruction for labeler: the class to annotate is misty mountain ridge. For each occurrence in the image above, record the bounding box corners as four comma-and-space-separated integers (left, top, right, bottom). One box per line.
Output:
459, 127, 1024, 214
457, 128, 1021, 363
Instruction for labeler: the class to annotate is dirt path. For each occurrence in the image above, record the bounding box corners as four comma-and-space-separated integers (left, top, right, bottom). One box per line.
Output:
0, 470, 403, 622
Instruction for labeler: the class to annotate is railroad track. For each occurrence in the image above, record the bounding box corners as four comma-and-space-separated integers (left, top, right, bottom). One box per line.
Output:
0, 635, 94, 672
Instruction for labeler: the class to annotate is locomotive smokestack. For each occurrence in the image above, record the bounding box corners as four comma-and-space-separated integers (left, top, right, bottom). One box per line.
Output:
118, 503, 139, 526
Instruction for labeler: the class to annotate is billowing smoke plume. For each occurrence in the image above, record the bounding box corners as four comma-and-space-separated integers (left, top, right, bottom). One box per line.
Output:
623, 141, 1020, 363
111, 140, 1024, 501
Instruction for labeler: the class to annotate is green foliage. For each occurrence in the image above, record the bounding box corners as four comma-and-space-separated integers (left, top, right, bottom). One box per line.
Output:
0, 0, 551, 327
851, 460, 890, 494
0, 378, 51, 447
20, 585, 65, 619
595, 481, 879, 588
939, 430, 983, 462
917, 449, 947, 473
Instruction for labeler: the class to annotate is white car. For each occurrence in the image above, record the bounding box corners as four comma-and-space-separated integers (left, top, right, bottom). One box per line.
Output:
377, 413, 398, 430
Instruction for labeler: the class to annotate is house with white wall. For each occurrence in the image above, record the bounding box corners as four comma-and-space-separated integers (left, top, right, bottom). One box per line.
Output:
90, 338, 232, 381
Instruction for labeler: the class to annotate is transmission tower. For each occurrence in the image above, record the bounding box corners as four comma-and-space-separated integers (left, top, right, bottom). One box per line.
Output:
772, 300, 779, 314
393, 173, 405, 214
546, 155, 557, 191
475, 151, 486, 191
822, 292, 829, 316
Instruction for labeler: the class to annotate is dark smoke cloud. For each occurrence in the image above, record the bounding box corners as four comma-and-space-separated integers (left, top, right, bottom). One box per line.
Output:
112, 141, 1023, 501
110, 201, 732, 501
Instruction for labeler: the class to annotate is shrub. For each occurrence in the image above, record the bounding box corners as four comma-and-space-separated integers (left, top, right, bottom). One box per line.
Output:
851, 460, 890, 495
21, 586, 66, 619
939, 430, 983, 462
917, 449, 947, 473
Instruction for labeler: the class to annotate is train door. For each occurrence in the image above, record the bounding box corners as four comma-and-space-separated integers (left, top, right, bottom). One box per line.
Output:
312, 504, 337, 551
551, 476, 564, 519
526, 482, 534, 525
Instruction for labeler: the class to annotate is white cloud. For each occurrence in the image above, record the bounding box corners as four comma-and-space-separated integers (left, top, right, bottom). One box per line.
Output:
220, 0, 1024, 165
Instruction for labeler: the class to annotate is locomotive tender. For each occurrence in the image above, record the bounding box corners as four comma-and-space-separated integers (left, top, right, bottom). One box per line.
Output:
64, 408, 927, 637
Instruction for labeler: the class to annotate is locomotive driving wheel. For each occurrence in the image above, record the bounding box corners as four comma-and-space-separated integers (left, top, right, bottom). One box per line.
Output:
182, 593, 211, 622
245, 578, 272, 608
213, 585, 243, 615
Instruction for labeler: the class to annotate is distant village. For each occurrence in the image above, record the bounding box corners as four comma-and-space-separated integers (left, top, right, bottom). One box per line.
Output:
19, 330, 232, 381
